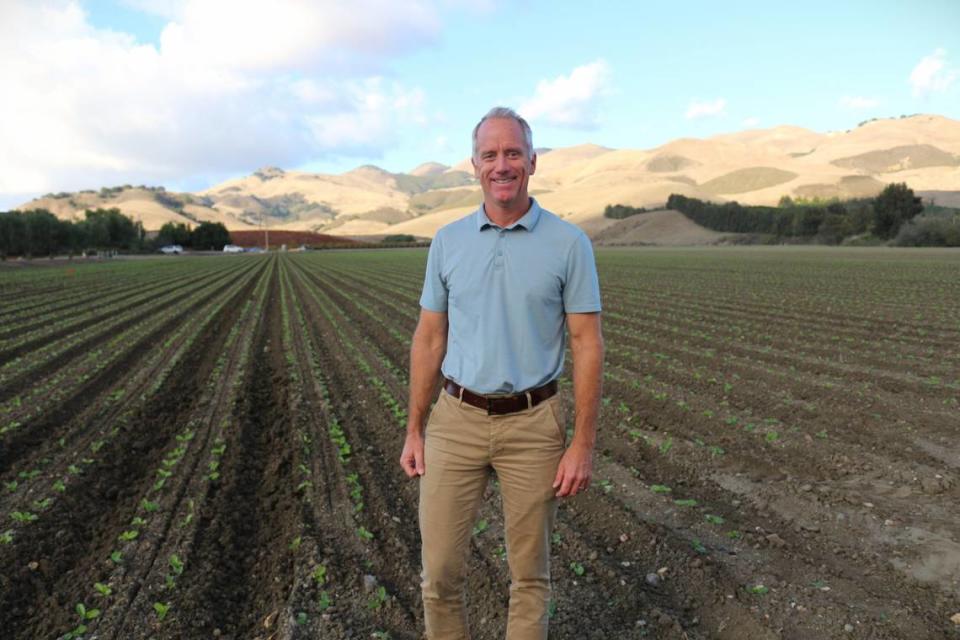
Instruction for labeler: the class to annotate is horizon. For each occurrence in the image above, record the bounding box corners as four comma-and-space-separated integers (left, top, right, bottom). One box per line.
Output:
2, 0, 959, 209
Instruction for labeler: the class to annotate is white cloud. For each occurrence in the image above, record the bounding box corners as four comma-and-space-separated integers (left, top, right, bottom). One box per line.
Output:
519, 60, 611, 129
742, 116, 761, 128
910, 48, 958, 97
0, 0, 441, 199
685, 98, 726, 119
839, 95, 879, 110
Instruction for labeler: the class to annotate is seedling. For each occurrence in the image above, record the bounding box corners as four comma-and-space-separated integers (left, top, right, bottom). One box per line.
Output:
705, 514, 725, 525
318, 591, 332, 611
53, 479, 66, 492
169, 554, 184, 576
94, 582, 112, 596
367, 586, 388, 610
10, 511, 38, 523
357, 526, 374, 541
472, 519, 489, 536
569, 561, 585, 577
650, 484, 672, 494
289, 535, 302, 551
140, 499, 159, 512
765, 431, 780, 443
4, 481, 17, 492
118, 529, 139, 542
295, 611, 308, 625
110, 550, 123, 564
311, 564, 327, 586
153, 601, 171, 621
674, 499, 698, 507
598, 479, 614, 494
691, 539, 707, 554
0, 530, 13, 544
747, 584, 769, 595
551, 532, 562, 545
659, 437, 673, 454
372, 632, 392, 639
130, 516, 146, 526
33, 498, 52, 510
815, 430, 828, 440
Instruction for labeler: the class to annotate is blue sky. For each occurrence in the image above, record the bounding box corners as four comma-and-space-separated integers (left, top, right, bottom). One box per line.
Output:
2, 0, 958, 208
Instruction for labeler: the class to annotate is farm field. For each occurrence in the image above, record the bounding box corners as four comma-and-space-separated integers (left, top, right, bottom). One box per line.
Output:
0, 247, 958, 640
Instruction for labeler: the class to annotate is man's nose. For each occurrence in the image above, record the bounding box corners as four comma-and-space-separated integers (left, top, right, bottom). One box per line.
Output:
494, 153, 509, 172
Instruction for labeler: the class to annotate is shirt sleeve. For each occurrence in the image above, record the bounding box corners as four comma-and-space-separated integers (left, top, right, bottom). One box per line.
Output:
419, 231, 448, 312
562, 232, 602, 313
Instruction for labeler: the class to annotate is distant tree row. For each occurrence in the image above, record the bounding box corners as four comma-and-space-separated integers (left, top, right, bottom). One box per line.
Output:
156, 221, 231, 250
0, 208, 145, 258
0, 208, 233, 258
603, 204, 649, 219
664, 183, 933, 244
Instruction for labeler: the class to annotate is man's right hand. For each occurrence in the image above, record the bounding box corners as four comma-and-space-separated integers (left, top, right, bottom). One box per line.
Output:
399, 431, 425, 477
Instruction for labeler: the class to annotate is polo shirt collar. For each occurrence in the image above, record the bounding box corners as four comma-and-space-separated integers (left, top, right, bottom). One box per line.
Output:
476, 198, 543, 232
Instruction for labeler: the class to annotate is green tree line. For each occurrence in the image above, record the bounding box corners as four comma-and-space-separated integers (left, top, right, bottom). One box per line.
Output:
661, 183, 945, 244
0, 208, 232, 258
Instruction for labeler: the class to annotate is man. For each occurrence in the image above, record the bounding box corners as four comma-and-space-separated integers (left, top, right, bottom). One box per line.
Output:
399, 106, 603, 640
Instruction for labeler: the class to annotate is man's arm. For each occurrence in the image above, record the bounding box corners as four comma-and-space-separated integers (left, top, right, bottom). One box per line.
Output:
553, 312, 603, 497
400, 308, 448, 477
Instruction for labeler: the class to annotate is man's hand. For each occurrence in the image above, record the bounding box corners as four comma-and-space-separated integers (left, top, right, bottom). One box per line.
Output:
399, 430, 426, 477
552, 442, 593, 497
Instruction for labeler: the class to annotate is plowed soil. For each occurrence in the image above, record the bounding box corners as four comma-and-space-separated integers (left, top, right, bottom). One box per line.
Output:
1, 247, 958, 640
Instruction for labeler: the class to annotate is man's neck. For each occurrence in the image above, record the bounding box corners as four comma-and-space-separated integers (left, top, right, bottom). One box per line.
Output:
484, 197, 532, 228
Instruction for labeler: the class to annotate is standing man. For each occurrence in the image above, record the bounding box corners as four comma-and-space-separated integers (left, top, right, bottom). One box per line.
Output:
399, 107, 603, 639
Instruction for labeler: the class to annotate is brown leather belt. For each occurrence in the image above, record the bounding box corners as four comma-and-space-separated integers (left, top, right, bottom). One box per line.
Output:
444, 378, 558, 415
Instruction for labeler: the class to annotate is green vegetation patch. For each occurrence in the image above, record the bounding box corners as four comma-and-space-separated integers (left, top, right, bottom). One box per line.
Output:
646, 154, 695, 173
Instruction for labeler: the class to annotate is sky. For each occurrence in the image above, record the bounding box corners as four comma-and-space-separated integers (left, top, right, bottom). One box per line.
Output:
1, 0, 958, 209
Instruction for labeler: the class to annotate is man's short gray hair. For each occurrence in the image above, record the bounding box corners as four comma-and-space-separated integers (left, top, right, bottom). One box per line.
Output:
472, 107, 534, 160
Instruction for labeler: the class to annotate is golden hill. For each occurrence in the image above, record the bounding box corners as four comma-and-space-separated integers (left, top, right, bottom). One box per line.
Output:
16, 114, 960, 244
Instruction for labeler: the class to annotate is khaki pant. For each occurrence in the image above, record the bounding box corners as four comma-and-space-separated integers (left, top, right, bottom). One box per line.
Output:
419, 389, 567, 640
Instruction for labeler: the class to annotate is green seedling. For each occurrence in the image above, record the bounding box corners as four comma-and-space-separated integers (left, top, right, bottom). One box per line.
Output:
815, 430, 828, 440
118, 529, 139, 542
472, 519, 489, 536
691, 539, 707, 554
357, 526, 374, 541
4, 481, 17, 492
33, 498, 52, 510
311, 564, 327, 586
110, 550, 123, 564
169, 554, 183, 576
367, 586, 388, 610
295, 611, 308, 625
650, 484, 672, 494
674, 499, 698, 507
551, 532, 562, 545
53, 479, 66, 492
153, 601, 171, 621
94, 582, 112, 596
76, 603, 100, 620
765, 431, 780, 443
569, 561, 585, 577
10, 511, 38, 523
289, 535, 302, 551
659, 437, 673, 454
130, 516, 146, 526
747, 584, 769, 595
18, 469, 40, 479
0, 530, 13, 544
372, 632, 392, 640
547, 598, 558, 619
707, 445, 725, 456
140, 499, 159, 512
705, 514, 725, 525
598, 479, 614, 494
318, 591, 332, 611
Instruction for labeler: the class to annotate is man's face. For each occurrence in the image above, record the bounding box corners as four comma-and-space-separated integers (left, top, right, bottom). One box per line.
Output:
472, 118, 537, 212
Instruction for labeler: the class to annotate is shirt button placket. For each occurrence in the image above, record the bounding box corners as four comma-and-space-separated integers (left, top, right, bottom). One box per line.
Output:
494, 230, 505, 268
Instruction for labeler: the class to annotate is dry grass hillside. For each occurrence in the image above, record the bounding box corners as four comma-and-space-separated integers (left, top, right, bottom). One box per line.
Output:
16, 114, 959, 243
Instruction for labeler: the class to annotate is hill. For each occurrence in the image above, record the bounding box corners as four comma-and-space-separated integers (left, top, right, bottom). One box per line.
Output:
15, 114, 960, 243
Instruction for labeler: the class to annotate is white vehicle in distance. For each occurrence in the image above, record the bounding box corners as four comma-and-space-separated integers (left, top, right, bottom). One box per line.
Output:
159, 244, 183, 255
222, 244, 244, 253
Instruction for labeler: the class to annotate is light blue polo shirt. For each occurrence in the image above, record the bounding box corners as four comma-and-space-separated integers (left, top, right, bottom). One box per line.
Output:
419, 198, 601, 394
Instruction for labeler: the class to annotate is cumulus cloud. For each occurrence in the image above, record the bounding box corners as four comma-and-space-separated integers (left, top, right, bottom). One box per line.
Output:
742, 116, 761, 128
685, 98, 726, 119
839, 95, 879, 110
910, 48, 958, 97
0, 0, 441, 199
519, 60, 612, 128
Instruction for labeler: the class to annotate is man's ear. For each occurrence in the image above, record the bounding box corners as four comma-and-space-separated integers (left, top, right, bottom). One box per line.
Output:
530, 152, 537, 176
471, 157, 480, 179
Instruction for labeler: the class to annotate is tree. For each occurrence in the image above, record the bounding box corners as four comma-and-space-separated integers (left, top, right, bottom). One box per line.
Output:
191, 222, 230, 250
872, 183, 923, 240
157, 222, 192, 247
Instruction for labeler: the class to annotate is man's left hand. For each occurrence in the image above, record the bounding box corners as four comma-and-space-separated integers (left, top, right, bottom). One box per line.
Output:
552, 443, 593, 498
